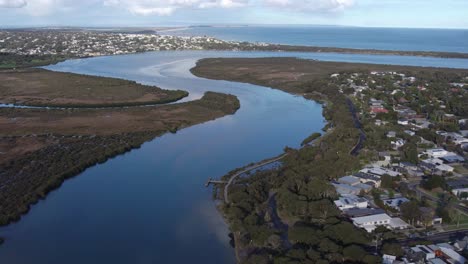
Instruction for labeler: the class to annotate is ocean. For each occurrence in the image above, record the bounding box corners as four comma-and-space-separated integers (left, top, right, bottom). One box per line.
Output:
165, 25, 468, 53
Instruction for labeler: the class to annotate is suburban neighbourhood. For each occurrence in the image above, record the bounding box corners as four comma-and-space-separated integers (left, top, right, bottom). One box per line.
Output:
0, 29, 266, 58
330, 70, 468, 263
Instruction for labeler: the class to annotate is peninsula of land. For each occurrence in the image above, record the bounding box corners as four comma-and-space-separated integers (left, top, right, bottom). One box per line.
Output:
0, 68, 240, 227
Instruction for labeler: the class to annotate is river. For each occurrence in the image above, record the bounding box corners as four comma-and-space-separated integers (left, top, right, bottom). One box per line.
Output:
0, 51, 468, 264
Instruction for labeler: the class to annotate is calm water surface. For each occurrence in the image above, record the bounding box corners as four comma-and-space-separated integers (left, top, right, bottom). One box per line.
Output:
167, 26, 468, 53
1, 51, 468, 264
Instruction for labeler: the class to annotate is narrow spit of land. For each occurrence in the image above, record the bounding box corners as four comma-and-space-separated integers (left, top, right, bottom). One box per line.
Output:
0, 68, 240, 228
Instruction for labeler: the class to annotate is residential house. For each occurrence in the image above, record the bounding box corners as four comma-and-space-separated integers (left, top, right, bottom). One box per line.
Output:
383, 197, 410, 211
344, 208, 386, 218
334, 195, 369, 211
337, 176, 361, 186
424, 148, 449, 158
420, 158, 454, 173
398, 119, 409, 126
411, 245, 436, 261
351, 213, 409, 233
452, 188, 468, 200
333, 183, 370, 196
391, 138, 406, 150
387, 131, 397, 138
360, 166, 402, 178
353, 172, 382, 187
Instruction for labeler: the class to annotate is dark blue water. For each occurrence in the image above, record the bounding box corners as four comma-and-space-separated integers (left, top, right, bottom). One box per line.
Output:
1, 50, 468, 264
166, 26, 468, 53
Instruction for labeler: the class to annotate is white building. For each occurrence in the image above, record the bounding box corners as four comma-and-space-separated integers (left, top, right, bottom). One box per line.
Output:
383, 197, 410, 211
424, 148, 449, 158
352, 213, 392, 232
352, 213, 409, 232
452, 188, 468, 200
398, 119, 409, 126
334, 195, 368, 211
360, 166, 401, 177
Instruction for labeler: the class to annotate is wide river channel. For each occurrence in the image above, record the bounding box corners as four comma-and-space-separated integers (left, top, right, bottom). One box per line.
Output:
1, 51, 468, 263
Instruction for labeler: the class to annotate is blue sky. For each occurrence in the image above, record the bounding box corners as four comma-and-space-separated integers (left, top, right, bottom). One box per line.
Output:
0, 0, 467, 29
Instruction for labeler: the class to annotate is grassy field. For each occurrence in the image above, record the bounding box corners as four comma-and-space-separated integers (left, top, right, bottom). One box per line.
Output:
0, 68, 188, 107
0, 69, 240, 226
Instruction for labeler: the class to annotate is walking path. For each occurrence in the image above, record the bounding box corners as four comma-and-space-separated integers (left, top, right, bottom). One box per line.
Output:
224, 154, 288, 203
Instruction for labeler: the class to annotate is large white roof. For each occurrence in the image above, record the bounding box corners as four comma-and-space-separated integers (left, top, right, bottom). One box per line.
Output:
352, 213, 391, 224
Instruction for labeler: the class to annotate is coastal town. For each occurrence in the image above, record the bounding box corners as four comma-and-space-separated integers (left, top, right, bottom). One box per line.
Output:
0, 29, 265, 59
330, 70, 468, 263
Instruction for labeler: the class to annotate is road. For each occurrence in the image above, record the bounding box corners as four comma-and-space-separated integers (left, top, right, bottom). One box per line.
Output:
399, 229, 468, 245
409, 183, 468, 215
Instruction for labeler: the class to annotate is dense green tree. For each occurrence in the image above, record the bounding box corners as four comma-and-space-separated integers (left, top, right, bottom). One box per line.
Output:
382, 243, 404, 257
343, 245, 367, 261
400, 201, 422, 225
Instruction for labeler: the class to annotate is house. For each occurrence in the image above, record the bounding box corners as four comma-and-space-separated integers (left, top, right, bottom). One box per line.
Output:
421, 158, 454, 173
424, 148, 449, 158
360, 166, 402, 177
398, 162, 424, 177
447, 179, 468, 190
353, 172, 382, 187
399, 162, 419, 171
387, 131, 397, 138
398, 119, 409, 126
337, 176, 361, 186
351, 213, 392, 232
351, 213, 408, 232
371, 107, 389, 114
334, 195, 369, 211
454, 236, 468, 252
452, 188, 468, 200
344, 208, 386, 218
383, 197, 410, 211
411, 245, 436, 261
462, 143, 468, 152
383, 254, 397, 264
440, 154, 465, 164
333, 183, 365, 196
439, 246, 466, 264
405, 130, 416, 136
391, 138, 406, 150
389, 217, 410, 230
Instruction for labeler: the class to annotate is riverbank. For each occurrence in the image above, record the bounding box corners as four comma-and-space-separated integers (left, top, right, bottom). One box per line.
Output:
0, 67, 240, 228
191, 57, 468, 263
192, 58, 369, 263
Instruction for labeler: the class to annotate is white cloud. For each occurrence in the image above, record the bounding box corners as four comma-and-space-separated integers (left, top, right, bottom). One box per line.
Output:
104, 0, 248, 16
0, 0, 354, 17
263, 0, 355, 12
0, 0, 27, 8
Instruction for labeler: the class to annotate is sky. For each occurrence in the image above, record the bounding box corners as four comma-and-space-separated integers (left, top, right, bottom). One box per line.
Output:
0, 0, 467, 29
